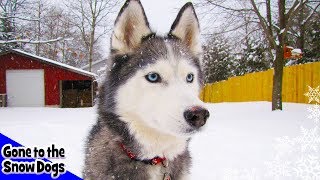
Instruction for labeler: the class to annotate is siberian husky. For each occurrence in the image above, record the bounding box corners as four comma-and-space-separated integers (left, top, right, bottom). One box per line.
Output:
83, 0, 210, 179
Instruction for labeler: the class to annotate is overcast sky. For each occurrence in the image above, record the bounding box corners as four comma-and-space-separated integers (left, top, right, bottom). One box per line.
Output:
139, 0, 190, 34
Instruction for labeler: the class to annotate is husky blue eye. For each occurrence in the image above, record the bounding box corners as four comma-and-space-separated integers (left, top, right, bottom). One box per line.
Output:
145, 72, 161, 83
186, 73, 194, 83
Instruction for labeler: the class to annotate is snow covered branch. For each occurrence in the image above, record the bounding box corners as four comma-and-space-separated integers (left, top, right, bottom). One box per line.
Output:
0, 37, 66, 44
302, 3, 320, 25
0, 16, 40, 21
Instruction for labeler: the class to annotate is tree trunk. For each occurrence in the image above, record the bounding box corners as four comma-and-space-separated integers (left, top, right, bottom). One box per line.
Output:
88, 26, 95, 72
297, 2, 305, 50
272, 46, 284, 110
88, 15, 96, 72
297, 24, 305, 50
89, 43, 93, 72
36, 0, 41, 56
272, 0, 286, 111
266, 0, 274, 50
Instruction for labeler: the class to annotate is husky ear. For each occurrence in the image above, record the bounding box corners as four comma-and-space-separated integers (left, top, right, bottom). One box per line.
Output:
111, 0, 152, 54
169, 3, 201, 55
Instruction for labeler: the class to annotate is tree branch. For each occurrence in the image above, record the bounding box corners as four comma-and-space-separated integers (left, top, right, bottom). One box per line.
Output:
250, 0, 277, 48
201, 0, 254, 12
0, 37, 65, 44
284, 0, 309, 37
0, 15, 39, 21
302, 3, 320, 25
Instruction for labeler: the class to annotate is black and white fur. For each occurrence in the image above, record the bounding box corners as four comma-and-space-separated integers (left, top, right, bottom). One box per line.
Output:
83, 0, 209, 179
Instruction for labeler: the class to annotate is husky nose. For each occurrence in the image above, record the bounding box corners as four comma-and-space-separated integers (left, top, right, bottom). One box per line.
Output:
184, 106, 210, 128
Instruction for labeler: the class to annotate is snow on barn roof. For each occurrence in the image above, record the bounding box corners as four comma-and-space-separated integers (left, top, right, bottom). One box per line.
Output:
4, 49, 97, 78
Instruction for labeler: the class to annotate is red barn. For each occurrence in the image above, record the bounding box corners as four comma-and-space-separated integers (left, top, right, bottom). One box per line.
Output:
0, 49, 97, 107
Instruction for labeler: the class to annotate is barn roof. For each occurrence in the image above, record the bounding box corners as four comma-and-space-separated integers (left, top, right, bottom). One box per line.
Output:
1, 49, 97, 78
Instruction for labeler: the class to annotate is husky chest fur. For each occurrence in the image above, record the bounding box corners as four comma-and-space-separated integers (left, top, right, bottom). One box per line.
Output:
83, 0, 210, 179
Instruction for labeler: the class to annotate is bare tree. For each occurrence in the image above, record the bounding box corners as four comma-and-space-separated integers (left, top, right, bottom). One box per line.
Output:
34, 0, 44, 55
290, 1, 320, 50
30, 6, 86, 67
196, 0, 320, 110
67, 0, 119, 72
250, 0, 319, 110
0, 0, 66, 52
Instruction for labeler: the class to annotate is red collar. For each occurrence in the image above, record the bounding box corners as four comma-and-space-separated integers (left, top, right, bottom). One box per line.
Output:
120, 143, 167, 165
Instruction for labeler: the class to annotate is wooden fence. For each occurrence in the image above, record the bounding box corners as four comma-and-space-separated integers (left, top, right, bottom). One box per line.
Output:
200, 62, 320, 104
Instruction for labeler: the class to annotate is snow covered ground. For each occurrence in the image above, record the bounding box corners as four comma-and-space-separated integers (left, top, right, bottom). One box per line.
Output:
0, 102, 318, 179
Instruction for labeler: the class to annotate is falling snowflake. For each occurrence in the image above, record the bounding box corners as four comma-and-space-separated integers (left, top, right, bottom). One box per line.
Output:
307, 104, 320, 124
304, 86, 320, 103
294, 155, 320, 180
295, 126, 320, 152
265, 158, 292, 179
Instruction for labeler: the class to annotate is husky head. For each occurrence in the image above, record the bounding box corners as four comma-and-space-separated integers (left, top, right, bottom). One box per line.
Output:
102, 0, 209, 138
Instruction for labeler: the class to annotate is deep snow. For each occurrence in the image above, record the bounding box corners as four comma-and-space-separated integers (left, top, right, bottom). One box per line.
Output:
0, 102, 317, 179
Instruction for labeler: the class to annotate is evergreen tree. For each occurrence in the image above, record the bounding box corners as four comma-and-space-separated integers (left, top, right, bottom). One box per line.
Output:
235, 37, 270, 75
304, 15, 320, 62
202, 36, 234, 83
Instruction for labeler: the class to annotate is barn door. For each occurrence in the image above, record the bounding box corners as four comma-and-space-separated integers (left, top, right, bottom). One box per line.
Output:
61, 80, 92, 108
6, 70, 45, 107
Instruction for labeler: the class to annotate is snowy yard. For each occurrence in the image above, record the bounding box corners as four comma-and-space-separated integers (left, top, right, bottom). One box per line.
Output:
0, 102, 318, 180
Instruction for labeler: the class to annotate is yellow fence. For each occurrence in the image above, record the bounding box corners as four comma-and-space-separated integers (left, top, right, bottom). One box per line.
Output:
201, 62, 320, 104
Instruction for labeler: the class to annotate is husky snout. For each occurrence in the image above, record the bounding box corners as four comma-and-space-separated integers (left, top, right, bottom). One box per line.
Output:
184, 106, 210, 128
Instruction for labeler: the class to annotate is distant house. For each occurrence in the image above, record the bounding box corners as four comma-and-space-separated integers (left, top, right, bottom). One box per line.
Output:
0, 49, 97, 108
81, 59, 107, 74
